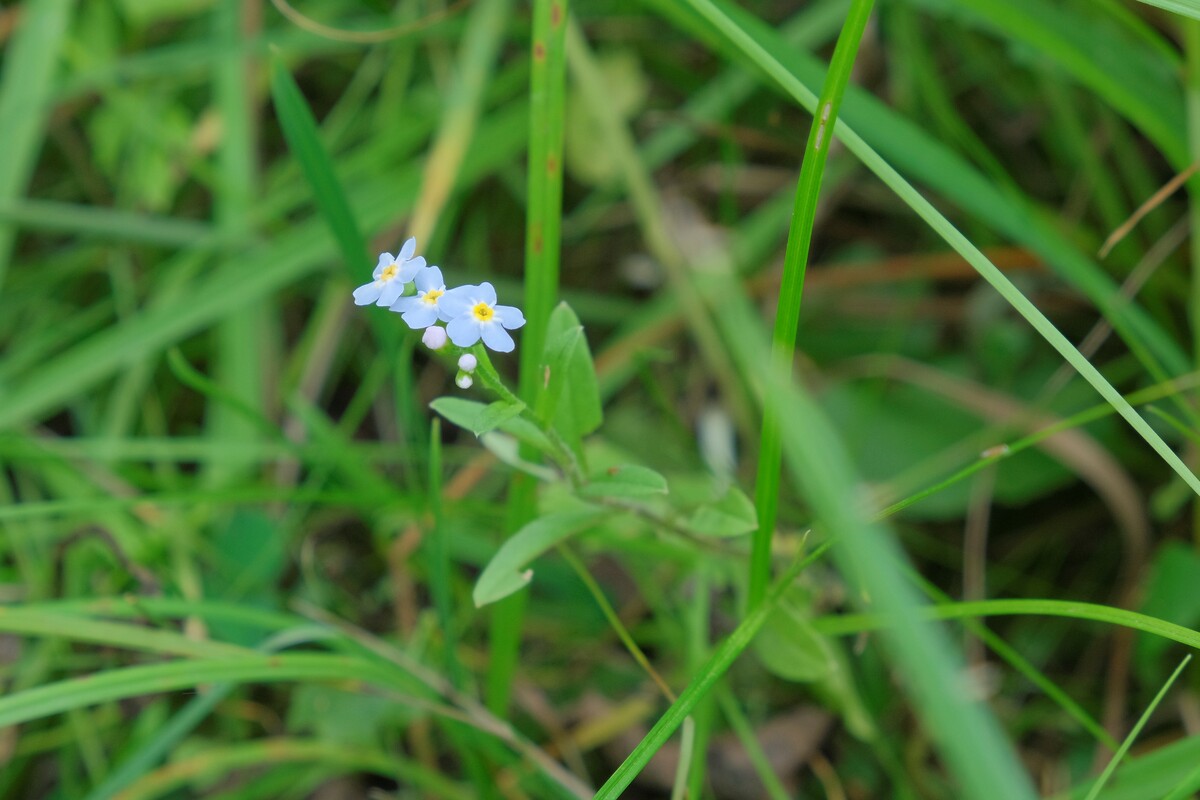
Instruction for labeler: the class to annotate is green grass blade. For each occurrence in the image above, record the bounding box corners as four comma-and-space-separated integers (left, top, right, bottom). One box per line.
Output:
0, 0, 74, 295
81, 628, 328, 800
269, 54, 368, 274
669, 0, 1200, 498
0, 609, 251, 659
0, 654, 407, 730
814, 599, 1200, 650
210, 0, 266, 484
1133, 0, 1200, 21
593, 544, 831, 799
1082, 656, 1191, 800
749, 0, 875, 607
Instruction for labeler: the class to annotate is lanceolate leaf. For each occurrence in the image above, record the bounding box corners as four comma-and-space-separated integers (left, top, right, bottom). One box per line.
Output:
473, 508, 613, 607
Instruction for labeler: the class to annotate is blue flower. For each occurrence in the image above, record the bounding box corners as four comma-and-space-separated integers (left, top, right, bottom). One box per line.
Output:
389, 266, 449, 329
440, 282, 526, 353
352, 237, 425, 307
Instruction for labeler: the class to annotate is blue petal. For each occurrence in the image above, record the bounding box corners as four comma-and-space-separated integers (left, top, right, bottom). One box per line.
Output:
477, 281, 498, 305
447, 316, 482, 347
399, 256, 425, 282
415, 266, 443, 292
495, 305, 526, 329
401, 304, 439, 330
390, 295, 420, 313
399, 237, 416, 261
439, 286, 477, 320
481, 322, 514, 352
353, 282, 383, 305
377, 280, 406, 307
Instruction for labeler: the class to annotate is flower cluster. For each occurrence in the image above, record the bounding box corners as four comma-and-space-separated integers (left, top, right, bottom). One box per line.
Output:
353, 237, 526, 354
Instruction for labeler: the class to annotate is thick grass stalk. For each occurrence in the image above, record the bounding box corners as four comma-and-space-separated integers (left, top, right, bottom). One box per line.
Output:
748, 0, 875, 607
489, 0, 570, 716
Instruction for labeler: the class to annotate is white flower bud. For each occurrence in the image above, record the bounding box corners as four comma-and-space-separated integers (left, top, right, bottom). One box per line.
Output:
457, 354, 478, 373
422, 326, 448, 350
456, 373, 473, 390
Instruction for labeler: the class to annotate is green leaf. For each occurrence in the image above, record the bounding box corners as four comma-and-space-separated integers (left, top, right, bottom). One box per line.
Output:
754, 601, 836, 683
687, 486, 758, 537
478, 433, 559, 482
540, 303, 603, 444
578, 465, 668, 499
430, 397, 525, 437
493, 414, 555, 455
473, 508, 613, 607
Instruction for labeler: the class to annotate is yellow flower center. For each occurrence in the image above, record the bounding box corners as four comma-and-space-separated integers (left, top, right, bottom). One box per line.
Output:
381, 263, 398, 281
422, 288, 444, 305
472, 301, 494, 322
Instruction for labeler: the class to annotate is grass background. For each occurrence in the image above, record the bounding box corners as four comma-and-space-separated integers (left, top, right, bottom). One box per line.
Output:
4, 0, 1200, 797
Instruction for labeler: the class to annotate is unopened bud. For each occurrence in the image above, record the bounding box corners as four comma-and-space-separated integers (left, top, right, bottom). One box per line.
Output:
422, 326, 448, 350
456, 373, 473, 389
458, 354, 478, 373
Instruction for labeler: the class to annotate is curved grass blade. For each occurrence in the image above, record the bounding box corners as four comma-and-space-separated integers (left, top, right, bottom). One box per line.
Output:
814, 599, 1200, 651
749, 0, 875, 607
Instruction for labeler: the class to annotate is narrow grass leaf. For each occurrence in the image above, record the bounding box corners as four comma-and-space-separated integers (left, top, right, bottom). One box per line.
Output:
1082, 656, 1191, 800
815, 599, 1200, 651
748, 0, 874, 606
1135, 0, 1200, 21
0, 654, 409, 730
269, 55, 368, 273
0, 0, 74, 294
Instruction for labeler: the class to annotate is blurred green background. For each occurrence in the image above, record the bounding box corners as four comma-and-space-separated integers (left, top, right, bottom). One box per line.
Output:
4, 0, 1200, 797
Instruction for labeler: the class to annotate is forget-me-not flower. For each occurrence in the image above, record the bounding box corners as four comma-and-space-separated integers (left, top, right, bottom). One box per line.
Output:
439, 282, 526, 353
352, 237, 425, 307
389, 266, 449, 329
